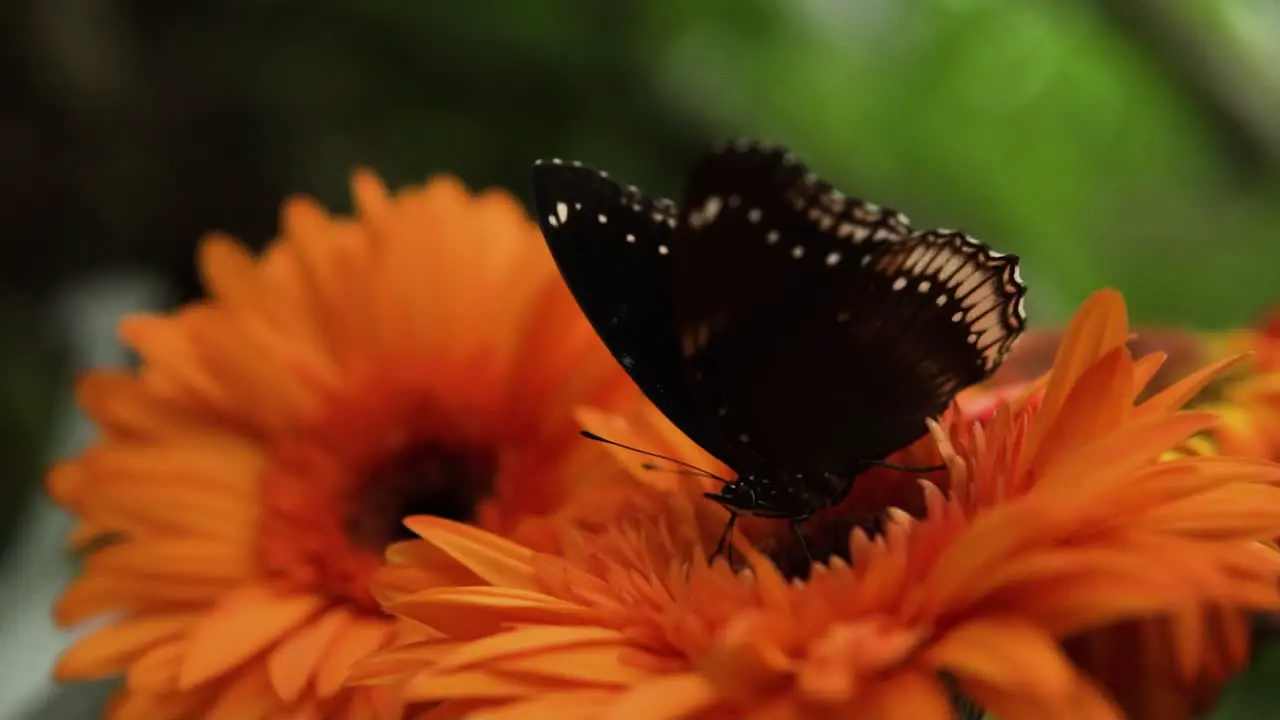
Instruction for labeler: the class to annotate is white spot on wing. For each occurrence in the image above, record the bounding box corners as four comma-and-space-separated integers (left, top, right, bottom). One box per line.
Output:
791, 245, 805, 259
825, 251, 840, 266
689, 196, 723, 229
556, 202, 569, 223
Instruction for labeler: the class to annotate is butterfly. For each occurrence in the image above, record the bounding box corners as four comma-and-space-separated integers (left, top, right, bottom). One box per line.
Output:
531, 141, 1027, 561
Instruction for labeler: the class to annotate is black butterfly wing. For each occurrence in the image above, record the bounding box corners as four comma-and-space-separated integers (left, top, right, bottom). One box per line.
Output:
530, 160, 733, 462
673, 143, 1027, 473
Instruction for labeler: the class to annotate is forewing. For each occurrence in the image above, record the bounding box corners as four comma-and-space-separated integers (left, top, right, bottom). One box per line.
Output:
673, 143, 1027, 472
530, 159, 732, 463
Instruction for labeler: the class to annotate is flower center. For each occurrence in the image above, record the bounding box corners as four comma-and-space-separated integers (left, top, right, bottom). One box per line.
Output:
347, 442, 498, 551
260, 435, 499, 614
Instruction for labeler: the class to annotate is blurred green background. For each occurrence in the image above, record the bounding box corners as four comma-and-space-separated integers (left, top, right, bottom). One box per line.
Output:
2, 0, 1279, 717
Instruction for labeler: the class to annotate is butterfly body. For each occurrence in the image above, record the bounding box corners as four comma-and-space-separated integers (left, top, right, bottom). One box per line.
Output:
531, 143, 1027, 545
704, 467, 857, 521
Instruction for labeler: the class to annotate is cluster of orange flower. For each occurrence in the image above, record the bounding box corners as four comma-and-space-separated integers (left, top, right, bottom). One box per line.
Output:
48, 171, 1280, 720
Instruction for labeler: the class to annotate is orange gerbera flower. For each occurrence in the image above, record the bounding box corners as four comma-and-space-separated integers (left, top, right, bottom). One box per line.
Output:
355, 289, 1280, 720
47, 170, 638, 719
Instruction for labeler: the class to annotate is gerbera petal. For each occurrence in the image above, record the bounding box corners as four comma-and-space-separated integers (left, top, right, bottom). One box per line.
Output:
1135, 484, 1280, 537
468, 689, 627, 720
1023, 288, 1129, 464
200, 233, 265, 316
1130, 351, 1168, 400
416, 700, 497, 719
743, 544, 793, 613
925, 618, 1076, 700
1028, 347, 1134, 479
379, 538, 487, 594
206, 662, 277, 720
493, 645, 653, 685
127, 640, 186, 692
385, 586, 597, 636
314, 619, 392, 698
55, 614, 195, 680
855, 670, 954, 720
180, 588, 325, 688
111, 682, 225, 720
700, 619, 795, 698
189, 323, 326, 432
75, 371, 206, 438
402, 515, 538, 590
1134, 354, 1246, 421
602, 673, 720, 720
339, 688, 401, 720
84, 473, 257, 541
401, 668, 554, 699
1036, 412, 1218, 498
966, 675, 1123, 720
344, 640, 466, 685
962, 550, 1200, 633
87, 537, 253, 583
55, 573, 224, 626
268, 608, 354, 702
429, 625, 627, 674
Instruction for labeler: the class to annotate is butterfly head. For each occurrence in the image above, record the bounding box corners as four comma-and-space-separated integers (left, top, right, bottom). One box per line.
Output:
704, 471, 849, 520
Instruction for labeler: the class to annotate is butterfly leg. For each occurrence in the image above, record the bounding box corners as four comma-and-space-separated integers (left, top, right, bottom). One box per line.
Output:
789, 516, 812, 565
710, 512, 739, 565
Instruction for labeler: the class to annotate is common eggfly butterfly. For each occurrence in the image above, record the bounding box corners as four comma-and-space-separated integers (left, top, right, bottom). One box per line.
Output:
531, 141, 1027, 559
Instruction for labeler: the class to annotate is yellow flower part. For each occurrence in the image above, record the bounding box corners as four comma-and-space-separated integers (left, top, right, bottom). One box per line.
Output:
1199, 309, 1280, 462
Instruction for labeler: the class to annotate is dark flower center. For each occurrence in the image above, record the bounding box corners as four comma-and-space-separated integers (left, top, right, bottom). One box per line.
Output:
346, 441, 498, 551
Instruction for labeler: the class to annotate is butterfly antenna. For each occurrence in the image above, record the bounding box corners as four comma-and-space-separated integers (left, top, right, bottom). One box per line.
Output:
640, 462, 718, 479
580, 430, 728, 483
866, 459, 947, 473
